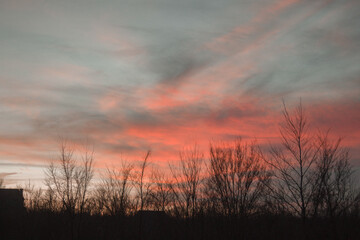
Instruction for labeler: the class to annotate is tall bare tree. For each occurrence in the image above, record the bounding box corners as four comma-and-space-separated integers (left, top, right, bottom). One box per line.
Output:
44, 139, 94, 240
75, 143, 94, 218
45, 140, 94, 215
265, 101, 318, 223
134, 150, 151, 212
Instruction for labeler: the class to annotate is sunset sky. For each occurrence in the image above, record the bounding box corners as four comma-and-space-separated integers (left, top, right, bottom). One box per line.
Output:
0, 0, 359, 187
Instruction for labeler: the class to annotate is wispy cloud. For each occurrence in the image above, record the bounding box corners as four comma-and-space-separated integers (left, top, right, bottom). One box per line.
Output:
0, 0, 359, 185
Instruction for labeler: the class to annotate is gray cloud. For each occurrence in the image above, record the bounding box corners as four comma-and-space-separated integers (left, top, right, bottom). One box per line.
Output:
0, 0, 359, 186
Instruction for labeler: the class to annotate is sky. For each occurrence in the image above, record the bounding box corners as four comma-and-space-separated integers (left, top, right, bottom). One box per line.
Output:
0, 0, 359, 187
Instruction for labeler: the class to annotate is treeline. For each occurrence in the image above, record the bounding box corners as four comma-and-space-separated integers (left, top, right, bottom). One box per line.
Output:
2, 102, 360, 240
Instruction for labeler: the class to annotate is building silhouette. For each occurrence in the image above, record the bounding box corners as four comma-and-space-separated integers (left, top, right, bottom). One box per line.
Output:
0, 189, 25, 217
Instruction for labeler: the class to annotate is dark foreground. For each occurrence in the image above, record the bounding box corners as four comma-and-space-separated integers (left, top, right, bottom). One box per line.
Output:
1, 211, 360, 240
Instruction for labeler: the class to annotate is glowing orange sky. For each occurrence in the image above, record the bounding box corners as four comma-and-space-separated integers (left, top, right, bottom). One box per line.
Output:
0, 0, 359, 187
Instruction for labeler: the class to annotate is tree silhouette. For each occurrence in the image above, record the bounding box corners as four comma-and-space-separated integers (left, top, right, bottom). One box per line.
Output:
312, 132, 355, 218
44, 139, 94, 239
170, 145, 203, 218
134, 150, 152, 212
148, 169, 174, 212
96, 161, 134, 216
206, 139, 270, 217
265, 101, 318, 224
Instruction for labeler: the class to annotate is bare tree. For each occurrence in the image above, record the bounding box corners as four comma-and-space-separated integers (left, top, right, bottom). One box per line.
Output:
0, 178, 4, 188
134, 150, 152, 212
45, 140, 94, 215
45, 141, 75, 215
44, 139, 94, 240
312, 132, 355, 218
265, 101, 318, 223
21, 181, 58, 212
170, 145, 203, 218
148, 169, 174, 212
22, 181, 43, 211
96, 161, 134, 216
77, 144, 95, 216
42, 187, 57, 211
206, 139, 269, 217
